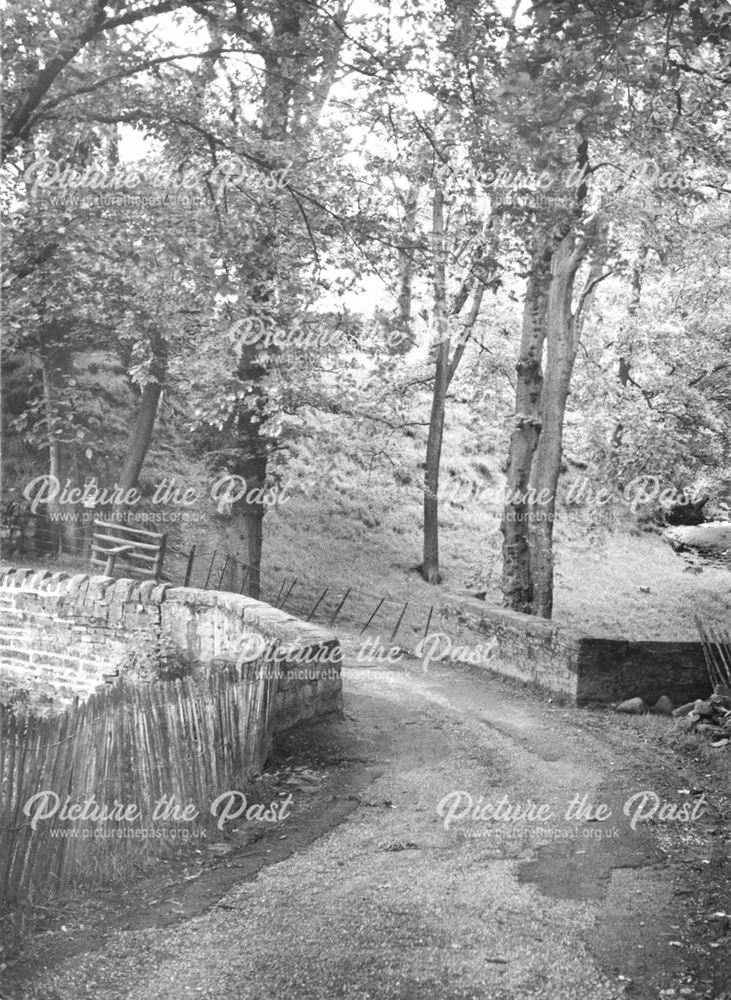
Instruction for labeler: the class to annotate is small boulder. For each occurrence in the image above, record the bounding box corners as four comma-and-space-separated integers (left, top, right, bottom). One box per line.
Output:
654, 695, 674, 715
616, 697, 647, 715
672, 701, 697, 718
714, 683, 731, 700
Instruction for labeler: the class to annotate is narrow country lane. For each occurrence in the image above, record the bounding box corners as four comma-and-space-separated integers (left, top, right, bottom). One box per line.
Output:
7, 655, 731, 1000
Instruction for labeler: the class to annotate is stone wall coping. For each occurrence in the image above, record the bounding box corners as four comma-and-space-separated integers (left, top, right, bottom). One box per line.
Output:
448, 594, 707, 648
108, 579, 137, 603
449, 595, 585, 640
66, 574, 91, 598
0, 573, 336, 650
164, 586, 338, 649
26, 570, 54, 590
0, 567, 36, 588
0, 569, 171, 606
164, 586, 219, 608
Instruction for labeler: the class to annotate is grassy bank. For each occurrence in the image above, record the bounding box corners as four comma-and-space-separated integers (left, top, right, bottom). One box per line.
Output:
5, 398, 729, 641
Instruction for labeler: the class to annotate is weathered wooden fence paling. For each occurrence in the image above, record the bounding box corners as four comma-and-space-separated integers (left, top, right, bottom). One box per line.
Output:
696, 615, 731, 689
90, 519, 167, 580
0, 656, 278, 948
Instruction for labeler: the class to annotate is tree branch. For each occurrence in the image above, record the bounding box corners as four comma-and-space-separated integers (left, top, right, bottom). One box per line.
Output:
447, 283, 486, 387
2, 0, 216, 160
575, 268, 612, 325
36, 48, 230, 117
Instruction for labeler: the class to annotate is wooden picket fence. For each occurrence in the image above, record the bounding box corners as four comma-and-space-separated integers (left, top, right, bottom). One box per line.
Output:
696, 615, 731, 689
0, 656, 278, 954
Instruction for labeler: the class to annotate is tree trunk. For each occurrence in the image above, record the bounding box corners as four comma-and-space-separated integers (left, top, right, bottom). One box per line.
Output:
113, 339, 167, 520
40, 359, 64, 556
528, 231, 604, 617
241, 452, 266, 598
226, 1, 346, 601
229, 4, 296, 600
422, 186, 449, 583
116, 382, 162, 500
611, 246, 646, 455
501, 128, 601, 617
500, 248, 551, 612
40, 345, 81, 555
528, 234, 583, 618
421, 189, 490, 584
232, 362, 268, 600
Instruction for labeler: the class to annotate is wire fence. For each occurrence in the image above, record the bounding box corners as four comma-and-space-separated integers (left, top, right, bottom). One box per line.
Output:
164, 542, 443, 654
2, 511, 447, 655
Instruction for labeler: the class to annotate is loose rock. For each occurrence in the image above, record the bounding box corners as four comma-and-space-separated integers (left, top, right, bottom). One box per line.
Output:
616, 697, 647, 714
672, 701, 696, 718
654, 695, 674, 715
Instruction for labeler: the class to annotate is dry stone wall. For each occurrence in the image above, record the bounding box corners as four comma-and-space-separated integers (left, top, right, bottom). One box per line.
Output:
0, 566, 342, 732
448, 595, 709, 706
